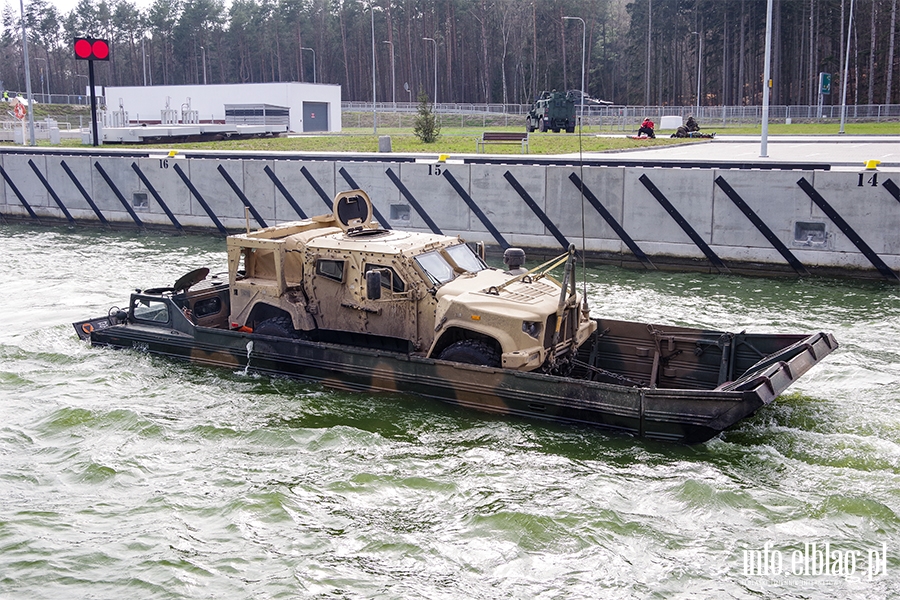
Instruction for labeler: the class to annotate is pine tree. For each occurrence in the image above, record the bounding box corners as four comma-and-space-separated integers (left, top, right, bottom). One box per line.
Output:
413, 89, 440, 143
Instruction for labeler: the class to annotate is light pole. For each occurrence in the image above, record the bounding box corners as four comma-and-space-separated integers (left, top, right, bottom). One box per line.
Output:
142, 37, 147, 86
370, 2, 376, 134
300, 47, 316, 83
563, 16, 585, 126
35, 57, 47, 101
691, 31, 702, 111
75, 73, 88, 98
383, 40, 395, 108
645, 0, 652, 106
839, 0, 856, 134
423, 37, 437, 105
18, 0, 35, 145
760, 0, 774, 157
200, 46, 207, 84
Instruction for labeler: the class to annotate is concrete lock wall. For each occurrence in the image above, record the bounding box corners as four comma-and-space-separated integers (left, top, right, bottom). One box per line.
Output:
1, 149, 898, 282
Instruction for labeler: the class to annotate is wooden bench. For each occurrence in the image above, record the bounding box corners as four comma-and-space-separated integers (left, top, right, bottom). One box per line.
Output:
477, 132, 529, 154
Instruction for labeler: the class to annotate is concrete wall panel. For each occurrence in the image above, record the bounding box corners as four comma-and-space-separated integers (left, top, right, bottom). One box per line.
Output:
335, 161, 401, 227
0, 156, 6, 207
623, 168, 717, 246
471, 164, 546, 237
634, 240, 707, 260
237, 160, 276, 223
710, 169, 819, 252
389, 162, 469, 233
46, 156, 96, 217
132, 157, 193, 225
2, 154, 50, 212
809, 171, 900, 255
89, 156, 145, 221
184, 158, 248, 222
397, 163, 472, 234
545, 165, 627, 243
270, 160, 335, 218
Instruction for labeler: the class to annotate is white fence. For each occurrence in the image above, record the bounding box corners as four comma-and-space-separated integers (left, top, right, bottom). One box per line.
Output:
342, 101, 900, 129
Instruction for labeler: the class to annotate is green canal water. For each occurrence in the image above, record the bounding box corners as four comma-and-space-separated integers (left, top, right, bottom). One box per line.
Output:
0, 224, 898, 599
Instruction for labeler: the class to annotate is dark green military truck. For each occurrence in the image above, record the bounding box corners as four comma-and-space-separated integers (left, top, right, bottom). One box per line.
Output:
526, 90, 577, 133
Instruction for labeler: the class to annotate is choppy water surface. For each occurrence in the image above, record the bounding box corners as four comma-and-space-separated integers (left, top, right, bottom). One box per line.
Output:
1, 224, 898, 599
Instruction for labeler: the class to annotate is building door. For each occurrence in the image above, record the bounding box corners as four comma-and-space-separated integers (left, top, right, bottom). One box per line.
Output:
303, 102, 328, 132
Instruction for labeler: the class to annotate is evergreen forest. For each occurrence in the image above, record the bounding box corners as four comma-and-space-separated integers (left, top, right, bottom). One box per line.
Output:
2, 0, 898, 107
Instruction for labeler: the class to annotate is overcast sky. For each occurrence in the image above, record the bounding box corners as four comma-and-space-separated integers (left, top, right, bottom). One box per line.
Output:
46, 0, 157, 17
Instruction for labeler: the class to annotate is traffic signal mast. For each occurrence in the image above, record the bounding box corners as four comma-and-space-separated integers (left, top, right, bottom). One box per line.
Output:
73, 37, 110, 147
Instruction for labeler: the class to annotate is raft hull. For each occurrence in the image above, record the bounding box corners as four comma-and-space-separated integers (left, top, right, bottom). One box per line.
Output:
75, 295, 837, 444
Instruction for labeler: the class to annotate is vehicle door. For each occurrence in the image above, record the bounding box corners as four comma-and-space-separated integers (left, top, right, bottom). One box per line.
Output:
359, 262, 419, 345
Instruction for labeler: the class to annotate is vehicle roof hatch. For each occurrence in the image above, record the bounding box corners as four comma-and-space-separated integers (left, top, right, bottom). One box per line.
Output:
333, 189, 375, 235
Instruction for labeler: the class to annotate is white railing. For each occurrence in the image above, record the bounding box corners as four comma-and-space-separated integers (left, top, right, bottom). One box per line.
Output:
342, 102, 900, 129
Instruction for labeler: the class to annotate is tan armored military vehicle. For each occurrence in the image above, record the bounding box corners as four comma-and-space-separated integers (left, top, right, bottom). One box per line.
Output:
76, 189, 838, 442
226, 189, 596, 372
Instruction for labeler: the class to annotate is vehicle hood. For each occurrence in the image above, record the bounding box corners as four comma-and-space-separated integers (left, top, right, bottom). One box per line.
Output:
435, 269, 564, 319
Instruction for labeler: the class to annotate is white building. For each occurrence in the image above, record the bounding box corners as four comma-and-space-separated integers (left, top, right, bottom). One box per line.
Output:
103, 82, 342, 133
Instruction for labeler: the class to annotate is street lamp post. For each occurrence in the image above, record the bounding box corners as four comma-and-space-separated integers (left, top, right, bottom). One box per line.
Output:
691, 31, 702, 111
563, 16, 585, 127
18, 0, 35, 145
300, 47, 316, 84
35, 57, 47, 102
761, 0, 774, 157
200, 46, 207, 84
75, 73, 88, 100
645, 0, 652, 106
839, 0, 856, 134
370, 3, 376, 134
423, 37, 437, 105
383, 41, 395, 108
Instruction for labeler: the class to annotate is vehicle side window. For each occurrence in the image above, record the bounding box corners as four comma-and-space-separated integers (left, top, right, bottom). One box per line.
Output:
132, 299, 170, 323
445, 244, 487, 273
193, 297, 222, 318
364, 264, 406, 293
316, 259, 345, 282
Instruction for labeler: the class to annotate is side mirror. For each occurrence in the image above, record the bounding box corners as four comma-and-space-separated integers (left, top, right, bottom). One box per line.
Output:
366, 270, 382, 300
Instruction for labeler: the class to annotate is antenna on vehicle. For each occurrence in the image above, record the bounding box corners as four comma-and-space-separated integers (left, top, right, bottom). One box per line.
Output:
577, 96, 588, 306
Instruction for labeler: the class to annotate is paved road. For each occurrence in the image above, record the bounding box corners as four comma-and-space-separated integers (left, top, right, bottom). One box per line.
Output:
586, 134, 900, 170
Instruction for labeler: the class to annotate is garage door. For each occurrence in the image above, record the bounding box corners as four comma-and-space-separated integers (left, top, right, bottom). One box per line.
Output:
303, 102, 329, 132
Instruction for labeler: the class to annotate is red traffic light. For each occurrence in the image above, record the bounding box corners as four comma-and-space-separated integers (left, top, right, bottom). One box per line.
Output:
74, 38, 110, 61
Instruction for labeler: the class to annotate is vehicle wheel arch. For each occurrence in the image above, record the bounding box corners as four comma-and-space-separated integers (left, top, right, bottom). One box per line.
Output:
429, 326, 503, 359
246, 303, 293, 330
241, 298, 316, 332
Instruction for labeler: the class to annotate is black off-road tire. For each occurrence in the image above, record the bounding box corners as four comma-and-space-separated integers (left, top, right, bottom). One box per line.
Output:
254, 316, 296, 338
439, 339, 501, 368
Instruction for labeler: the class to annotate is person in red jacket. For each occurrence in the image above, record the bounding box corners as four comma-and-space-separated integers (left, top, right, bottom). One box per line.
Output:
638, 117, 655, 138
